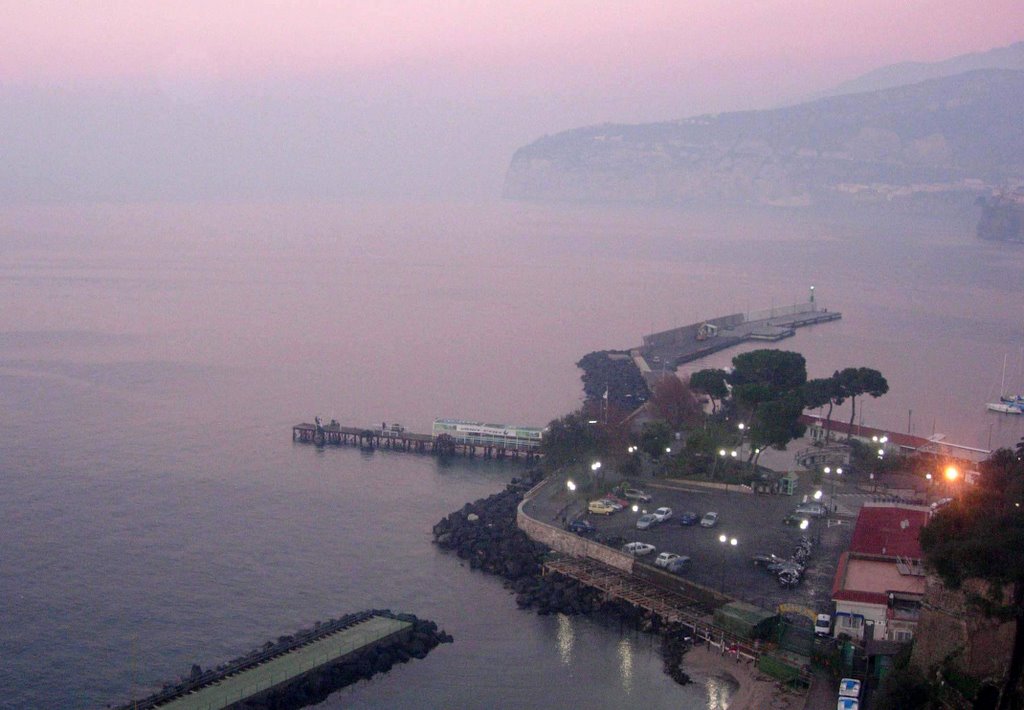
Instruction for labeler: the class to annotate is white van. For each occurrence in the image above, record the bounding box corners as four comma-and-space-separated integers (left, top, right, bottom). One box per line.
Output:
795, 502, 827, 517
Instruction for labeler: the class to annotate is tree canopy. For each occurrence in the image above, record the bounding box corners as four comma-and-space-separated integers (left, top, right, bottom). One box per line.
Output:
920, 446, 1024, 709
836, 367, 889, 438
689, 368, 729, 413
576, 350, 650, 411
649, 375, 703, 431
729, 350, 807, 464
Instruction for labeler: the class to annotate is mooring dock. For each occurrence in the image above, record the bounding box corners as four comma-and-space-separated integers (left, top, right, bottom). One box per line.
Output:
638, 295, 841, 372
121, 613, 412, 710
292, 418, 542, 460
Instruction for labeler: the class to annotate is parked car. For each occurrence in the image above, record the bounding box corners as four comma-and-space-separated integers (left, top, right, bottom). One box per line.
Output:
599, 498, 625, 511
795, 502, 827, 517
569, 519, 597, 535
622, 487, 652, 503
666, 556, 691, 575
783, 513, 809, 527
678, 511, 700, 526
814, 613, 832, 637
588, 500, 616, 515
651, 507, 673, 522
636, 513, 658, 530
700, 511, 719, 527
622, 542, 656, 556
603, 494, 629, 508
654, 552, 681, 568
930, 497, 953, 512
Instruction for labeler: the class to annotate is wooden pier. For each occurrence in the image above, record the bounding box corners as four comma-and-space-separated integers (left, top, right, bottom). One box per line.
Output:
544, 555, 764, 662
292, 420, 539, 460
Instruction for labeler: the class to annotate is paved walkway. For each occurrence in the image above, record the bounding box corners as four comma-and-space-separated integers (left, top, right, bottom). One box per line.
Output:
158, 615, 411, 710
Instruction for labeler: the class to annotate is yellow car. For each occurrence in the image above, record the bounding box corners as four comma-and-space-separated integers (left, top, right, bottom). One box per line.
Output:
588, 500, 616, 515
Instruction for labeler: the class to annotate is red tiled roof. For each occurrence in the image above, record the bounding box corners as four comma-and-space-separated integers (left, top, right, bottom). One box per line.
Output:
799, 414, 930, 450
834, 589, 889, 605
849, 505, 929, 559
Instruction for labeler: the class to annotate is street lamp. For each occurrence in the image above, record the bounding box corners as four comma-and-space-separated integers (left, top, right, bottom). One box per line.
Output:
566, 480, 576, 492
718, 534, 738, 591
826, 466, 843, 514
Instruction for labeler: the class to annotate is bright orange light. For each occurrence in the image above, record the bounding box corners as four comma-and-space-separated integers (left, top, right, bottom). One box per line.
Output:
944, 466, 959, 482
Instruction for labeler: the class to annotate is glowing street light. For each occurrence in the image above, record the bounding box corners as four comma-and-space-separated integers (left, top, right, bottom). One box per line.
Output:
944, 466, 959, 482
566, 480, 576, 492
799, 519, 809, 530
730, 450, 738, 458
591, 461, 602, 472
813, 490, 823, 501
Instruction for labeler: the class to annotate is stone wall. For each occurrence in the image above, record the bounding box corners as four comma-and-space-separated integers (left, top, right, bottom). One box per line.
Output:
516, 505, 635, 573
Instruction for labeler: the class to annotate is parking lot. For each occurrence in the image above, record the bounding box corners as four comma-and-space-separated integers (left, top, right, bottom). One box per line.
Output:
534, 478, 855, 615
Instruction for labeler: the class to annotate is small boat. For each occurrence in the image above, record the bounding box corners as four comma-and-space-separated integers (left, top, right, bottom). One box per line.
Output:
987, 354, 1024, 414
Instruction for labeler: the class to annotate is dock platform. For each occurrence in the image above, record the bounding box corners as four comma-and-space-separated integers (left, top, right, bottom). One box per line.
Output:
293, 420, 540, 460
640, 298, 841, 373
120, 612, 412, 710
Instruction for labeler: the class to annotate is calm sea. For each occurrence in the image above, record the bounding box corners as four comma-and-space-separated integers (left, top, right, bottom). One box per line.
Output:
1, 199, 1021, 708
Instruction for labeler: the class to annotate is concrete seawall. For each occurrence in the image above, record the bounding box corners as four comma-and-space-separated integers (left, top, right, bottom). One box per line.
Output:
517, 478, 636, 572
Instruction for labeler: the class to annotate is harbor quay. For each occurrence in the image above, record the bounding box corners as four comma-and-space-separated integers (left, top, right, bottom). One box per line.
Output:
636, 292, 840, 375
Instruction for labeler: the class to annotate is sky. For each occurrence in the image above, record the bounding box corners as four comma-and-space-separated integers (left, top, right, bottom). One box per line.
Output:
2, 1, 1022, 201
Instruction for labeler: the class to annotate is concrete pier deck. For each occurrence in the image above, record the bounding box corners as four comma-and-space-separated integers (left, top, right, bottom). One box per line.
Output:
640, 300, 841, 374
142, 615, 411, 710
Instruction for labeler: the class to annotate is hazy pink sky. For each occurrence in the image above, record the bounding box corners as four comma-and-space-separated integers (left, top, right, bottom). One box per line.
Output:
5, 2, 1021, 92
1, 2, 1021, 200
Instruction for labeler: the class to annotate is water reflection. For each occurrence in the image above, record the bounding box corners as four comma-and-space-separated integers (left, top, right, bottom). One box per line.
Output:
706, 674, 739, 709
618, 637, 634, 693
557, 613, 574, 665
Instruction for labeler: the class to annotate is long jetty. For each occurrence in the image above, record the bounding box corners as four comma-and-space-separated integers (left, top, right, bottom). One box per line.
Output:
637, 296, 841, 373
117, 611, 448, 710
292, 420, 539, 460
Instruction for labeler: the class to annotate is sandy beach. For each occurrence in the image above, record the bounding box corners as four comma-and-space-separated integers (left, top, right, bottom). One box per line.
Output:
683, 644, 807, 710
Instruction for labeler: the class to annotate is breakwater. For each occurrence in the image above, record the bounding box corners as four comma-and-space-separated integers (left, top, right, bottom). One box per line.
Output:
639, 297, 841, 369
115, 611, 452, 710
432, 472, 695, 684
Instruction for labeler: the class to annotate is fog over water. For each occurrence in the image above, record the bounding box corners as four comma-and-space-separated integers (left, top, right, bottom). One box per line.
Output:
2, 198, 1023, 707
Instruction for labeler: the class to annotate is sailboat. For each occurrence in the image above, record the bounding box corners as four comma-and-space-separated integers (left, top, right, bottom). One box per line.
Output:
987, 354, 1024, 414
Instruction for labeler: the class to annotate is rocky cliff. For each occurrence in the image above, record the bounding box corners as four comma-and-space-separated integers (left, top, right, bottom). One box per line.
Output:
503, 70, 1024, 208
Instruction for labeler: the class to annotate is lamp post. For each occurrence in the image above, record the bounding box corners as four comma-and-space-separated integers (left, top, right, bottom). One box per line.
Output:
944, 465, 960, 496
718, 534, 738, 592
825, 466, 842, 514
712, 448, 727, 480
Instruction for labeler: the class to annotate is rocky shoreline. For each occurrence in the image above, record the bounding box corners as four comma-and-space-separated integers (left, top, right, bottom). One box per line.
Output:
432, 471, 693, 685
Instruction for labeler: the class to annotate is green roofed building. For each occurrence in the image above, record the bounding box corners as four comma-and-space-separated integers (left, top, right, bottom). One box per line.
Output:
713, 601, 778, 641
432, 418, 544, 451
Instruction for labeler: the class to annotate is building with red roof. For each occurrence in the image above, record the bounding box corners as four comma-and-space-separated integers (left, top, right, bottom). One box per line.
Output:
831, 502, 930, 645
